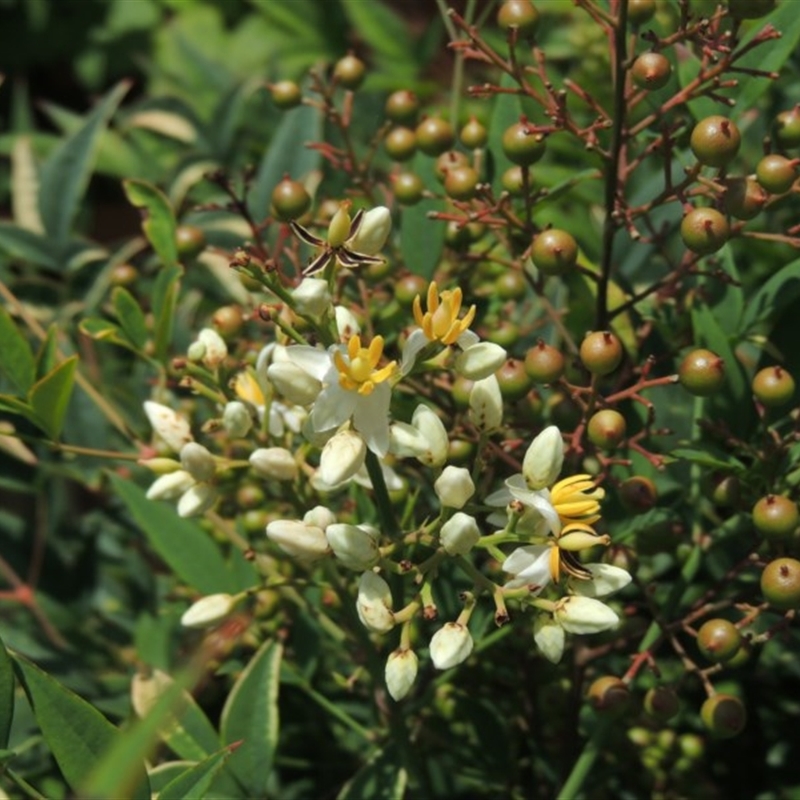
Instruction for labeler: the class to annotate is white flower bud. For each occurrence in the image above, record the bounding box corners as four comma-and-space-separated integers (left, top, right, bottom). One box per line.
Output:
177, 483, 217, 518
267, 361, 322, 406
181, 593, 236, 629
385, 648, 419, 701
303, 505, 336, 530
144, 401, 192, 452
468, 375, 503, 431
319, 429, 366, 486
180, 442, 216, 482
249, 447, 298, 482
186, 341, 206, 362
389, 422, 427, 458
334, 306, 361, 339
411, 405, 448, 467
197, 328, 228, 368
429, 622, 473, 670
222, 401, 252, 438
266, 519, 330, 562
522, 425, 564, 490
146, 469, 196, 501
348, 206, 391, 255
534, 615, 565, 664
440, 512, 480, 555
139, 457, 182, 474
356, 571, 395, 633
292, 278, 331, 318
570, 563, 632, 598
326, 523, 380, 571
434, 466, 475, 510
554, 596, 619, 635
455, 342, 507, 381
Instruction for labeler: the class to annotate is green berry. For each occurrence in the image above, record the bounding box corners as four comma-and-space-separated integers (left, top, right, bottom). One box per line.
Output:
460, 117, 488, 149
619, 476, 658, 514
724, 177, 767, 220
775, 106, 800, 149
271, 178, 311, 221
761, 557, 800, 610
175, 225, 206, 260
394, 274, 428, 308
680, 207, 730, 255
753, 494, 799, 540
696, 618, 742, 663
531, 229, 578, 276
524, 340, 564, 383
628, 0, 656, 24
497, 0, 540, 36
495, 270, 527, 300
270, 80, 302, 109
752, 366, 796, 407
212, 305, 244, 338
580, 331, 624, 376
587, 676, 630, 715
631, 52, 672, 90
333, 54, 366, 90
587, 409, 627, 450
416, 117, 455, 156
644, 686, 680, 721
502, 121, 547, 166
755, 154, 797, 195
109, 264, 138, 287
434, 150, 470, 182
384, 127, 417, 161
502, 165, 528, 196
690, 116, 741, 168
385, 90, 420, 125
678, 348, 725, 396
701, 694, 746, 738
393, 172, 424, 206
444, 165, 479, 201
495, 359, 533, 401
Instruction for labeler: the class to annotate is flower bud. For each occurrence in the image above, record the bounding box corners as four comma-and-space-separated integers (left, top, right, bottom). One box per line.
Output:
326, 523, 380, 570
334, 306, 361, 339
534, 615, 566, 664
234, 370, 267, 407
139, 457, 182, 474
468, 375, 503, 430
356, 571, 395, 633
222, 401, 253, 438
570, 563, 632, 598
348, 206, 391, 254
440, 512, 480, 555
554, 596, 619, 634
319, 429, 366, 486
177, 483, 217, 518
385, 648, 419, 701
144, 401, 192, 452
146, 469, 196, 501
557, 531, 609, 551
303, 505, 336, 530
197, 327, 228, 368
181, 593, 236, 629
187, 341, 206, 362
180, 442, 216, 482
411, 404, 448, 467
522, 425, 564, 490
292, 278, 331, 318
389, 422, 427, 458
434, 466, 475, 509
267, 361, 322, 406
455, 342, 507, 380
327, 203, 352, 248
429, 622, 473, 669
266, 519, 330, 562
249, 447, 298, 481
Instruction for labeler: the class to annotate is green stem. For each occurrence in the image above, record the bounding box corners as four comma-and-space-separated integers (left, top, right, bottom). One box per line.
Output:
556, 717, 614, 800
365, 450, 401, 538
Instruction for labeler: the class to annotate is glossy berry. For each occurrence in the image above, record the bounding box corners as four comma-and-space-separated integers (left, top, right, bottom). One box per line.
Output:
502, 121, 547, 166
445, 220, 485, 249
393, 172, 424, 206
333, 54, 366, 90
416, 117, 455, 156
755, 154, 797, 195
680, 207, 730, 255
727, 0, 776, 18
212, 305, 244, 338
775, 106, 800, 149
485, 320, 519, 347
587, 409, 627, 450
631, 53, 672, 90
690, 116, 741, 168
497, 0, 540, 36
724, 177, 767, 220
448, 438, 475, 464
701, 694, 746, 738
435, 150, 470, 182
752, 495, 799, 540
270, 80, 302, 109
460, 117, 488, 149
580, 331, 623, 376
531, 229, 578, 276
444, 166, 479, 201
627, 0, 656, 24
175, 225, 206, 259
697, 618, 742, 663
524, 341, 564, 383
109, 264, 138, 287
394, 274, 428, 308
678, 349, 725, 396
644, 686, 680, 722
712, 475, 741, 508
495, 271, 527, 300
619, 476, 658, 514
384, 127, 417, 161
495, 359, 534, 401
271, 178, 311, 220
587, 676, 630, 715
385, 90, 420, 125
761, 557, 800, 610
752, 366, 796, 407
502, 166, 527, 196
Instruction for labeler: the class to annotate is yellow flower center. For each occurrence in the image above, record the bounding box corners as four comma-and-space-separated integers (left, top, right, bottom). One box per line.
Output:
413, 282, 476, 346
334, 334, 397, 396
551, 474, 604, 530
234, 370, 266, 406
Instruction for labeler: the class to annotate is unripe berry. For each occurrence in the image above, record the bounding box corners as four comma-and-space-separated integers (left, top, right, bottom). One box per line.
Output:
580, 331, 623, 376
175, 225, 206, 259
701, 694, 746, 738
444, 166, 479, 201
587, 676, 630, 715
711, 475, 741, 508
752, 366, 796, 407
723, 177, 767, 220
760, 557, 800, 610
690, 116, 741, 168
485, 319, 519, 347
755, 154, 797, 195
495, 359, 533, 401
531, 229, 578, 276
587, 409, 627, 450
434, 150, 469, 182
678, 348, 725, 396
109, 264, 138, 287
497, 0, 540, 36
644, 686, 680, 722
631, 52, 672, 91
460, 117, 488, 149
416, 117, 455, 156
385, 90, 420, 125
270, 80, 302, 109
627, 0, 656, 24
384, 127, 417, 161
394, 274, 428, 308
696, 618, 742, 663
680, 207, 730, 255
502, 121, 547, 166
524, 341, 564, 383
775, 106, 800, 149
212, 305, 244, 338
393, 172, 424, 206
495, 270, 527, 300
619, 476, 658, 514
333, 54, 366, 90
271, 178, 311, 220
501, 165, 527, 196
752, 495, 799, 540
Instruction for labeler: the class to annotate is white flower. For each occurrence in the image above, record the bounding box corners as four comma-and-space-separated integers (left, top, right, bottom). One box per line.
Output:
533, 615, 566, 664
249, 447, 298, 481
181, 593, 236, 629
304, 505, 337, 530
222, 401, 252, 438
197, 328, 228, 368
553, 596, 620, 634
180, 442, 216, 482
455, 342, 508, 381
146, 469, 196, 501
429, 622, 473, 669
468, 375, 503, 430
177, 483, 217, 518
411, 404, 448, 467
326, 523, 380, 570
434, 466, 475, 509
502, 545, 555, 593
144, 401, 192, 452
356, 571, 395, 633
266, 360, 323, 406
347, 206, 391, 255
292, 278, 331, 318
440, 512, 481, 555
266, 519, 330, 562
522, 425, 563, 491
385, 648, 419, 701
319, 429, 366, 485
335, 306, 361, 339
569, 563, 632, 598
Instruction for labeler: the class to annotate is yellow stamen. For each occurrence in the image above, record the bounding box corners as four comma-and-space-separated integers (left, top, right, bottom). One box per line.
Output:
413, 282, 477, 346
334, 335, 396, 395
551, 473, 604, 531
549, 542, 561, 583
234, 371, 266, 406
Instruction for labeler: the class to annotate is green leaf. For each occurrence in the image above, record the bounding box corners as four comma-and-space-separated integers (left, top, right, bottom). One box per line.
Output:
676, 47, 718, 122
158, 745, 237, 800
0, 635, 14, 749
38, 81, 130, 248
151, 264, 183, 360
147, 761, 198, 793
400, 153, 445, 280
112, 287, 149, 350
0, 222, 58, 268
108, 473, 239, 594
78, 317, 141, 351
12, 653, 149, 799
0, 306, 36, 394
123, 179, 179, 268
740, 258, 800, 333
337, 744, 407, 800
671, 447, 746, 472
27, 356, 78, 440
220, 640, 282, 794
35, 325, 60, 380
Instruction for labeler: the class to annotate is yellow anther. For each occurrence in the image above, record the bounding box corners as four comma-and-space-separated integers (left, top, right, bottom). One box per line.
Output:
334, 335, 396, 396
551, 474, 604, 532
413, 282, 477, 346
234, 371, 266, 406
